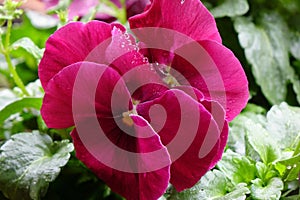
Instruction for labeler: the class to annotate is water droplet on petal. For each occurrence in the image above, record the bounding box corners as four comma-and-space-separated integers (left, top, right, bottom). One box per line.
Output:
229, 99, 236, 104
121, 41, 126, 48
180, 0, 185, 5
133, 46, 139, 51
124, 32, 130, 39
143, 57, 149, 63
157, 64, 169, 75
149, 64, 155, 71
127, 39, 132, 46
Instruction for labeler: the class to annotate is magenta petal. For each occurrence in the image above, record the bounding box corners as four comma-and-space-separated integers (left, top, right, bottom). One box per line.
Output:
174, 85, 205, 102
126, 0, 150, 18
172, 40, 249, 121
105, 26, 147, 75
41, 61, 131, 128
39, 21, 113, 88
41, 65, 76, 129
118, 64, 168, 102
129, 0, 221, 43
137, 89, 222, 191
71, 115, 170, 200
39, 19, 149, 89
198, 99, 228, 167
210, 119, 228, 167
175, 85, 228, 167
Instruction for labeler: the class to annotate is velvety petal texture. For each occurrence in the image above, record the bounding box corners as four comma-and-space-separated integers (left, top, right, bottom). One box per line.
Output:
39, 21, 113, 88
39, 0, 248, 199
42, 61, 171, 200
41, 61, 132, 128
126, 0, 150, 18
39, 20, 144, 89
173, 85, 229, 166
171, 40, 249, 121
129, 0, 248, 121
71, 116, 170, 200
137, 89, 226, 190
129, 0, 221, 43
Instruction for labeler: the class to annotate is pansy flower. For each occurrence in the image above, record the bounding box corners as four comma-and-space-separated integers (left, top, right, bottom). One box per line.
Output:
39, 0, 249, 199
42, 0, 150, 21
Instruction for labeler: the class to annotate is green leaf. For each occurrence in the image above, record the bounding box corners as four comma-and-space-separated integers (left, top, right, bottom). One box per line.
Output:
290, 32, 300, 60
228, 115, 248, 155
279, 151, 300, 181
193, 170, 229, 198
0, 89, 17, 111
290, 72, 300, 104
11, 37, 44, 61
283, 180, 300, 197
293, 136, 300, 156
291, 77, 300, 103
234, 14, 293, 104
256, 162, 278, 183
230, 103, 300, 166
245, 119, 281, 164
250, 178, 284, 200
167, 170, 250, 200
43, 156, 120, 200
279, 0, 300, 14
228, 111, 267, 155
0, 97, 42, 124
266, 102, 300, 150
284, 164, 300, 181
0, 132, 74, 200
281, 195, 300, 200
259, 14, 300, 104
242, 103, 266, 115
215, 184, 250, 200
14, 79, 44, 98
217, 150, 256, 185
211, 0, 249, 18
274, 162, 286, 177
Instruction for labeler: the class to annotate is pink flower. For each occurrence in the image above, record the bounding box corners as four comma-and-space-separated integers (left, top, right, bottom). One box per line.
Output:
42, 0, 150, 21
39, 0, 248, 199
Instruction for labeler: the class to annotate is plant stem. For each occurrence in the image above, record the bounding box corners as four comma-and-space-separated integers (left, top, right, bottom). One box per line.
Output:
2, 19, 29, 96
118, 0, 127, 24
5, 19, 12, 49
100, 0, 127, 24
4, 53, 29, 95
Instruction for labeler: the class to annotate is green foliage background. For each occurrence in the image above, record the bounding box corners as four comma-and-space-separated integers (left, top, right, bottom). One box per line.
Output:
0, 0, 299, 199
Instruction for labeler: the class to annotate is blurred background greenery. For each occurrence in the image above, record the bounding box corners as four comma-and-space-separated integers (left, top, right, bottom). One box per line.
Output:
0, 0, 299, 199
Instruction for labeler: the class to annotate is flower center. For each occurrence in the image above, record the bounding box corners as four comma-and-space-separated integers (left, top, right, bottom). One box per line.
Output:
122, 111, 134, 126
122, 100, 139, 127
154, 63, 180, 87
